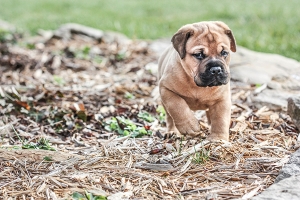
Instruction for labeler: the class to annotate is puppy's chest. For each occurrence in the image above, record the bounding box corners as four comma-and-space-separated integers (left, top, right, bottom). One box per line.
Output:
182, 94, 213, 110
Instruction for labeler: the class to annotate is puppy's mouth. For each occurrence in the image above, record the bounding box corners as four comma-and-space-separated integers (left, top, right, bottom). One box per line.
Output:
194, 64, 229, 87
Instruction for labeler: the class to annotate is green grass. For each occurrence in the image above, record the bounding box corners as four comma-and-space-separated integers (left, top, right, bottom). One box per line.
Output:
0, 0, 300, 60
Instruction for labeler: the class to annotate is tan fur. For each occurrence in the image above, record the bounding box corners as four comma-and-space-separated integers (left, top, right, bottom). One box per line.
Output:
158, 21, 236, 141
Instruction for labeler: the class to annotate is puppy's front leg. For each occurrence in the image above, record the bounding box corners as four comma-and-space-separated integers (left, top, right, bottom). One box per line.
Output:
160, 87, 200, 136
207, 100, 231, 141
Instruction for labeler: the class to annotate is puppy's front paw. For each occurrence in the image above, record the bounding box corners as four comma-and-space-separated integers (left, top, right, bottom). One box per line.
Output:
207, 134, 229, 142
176, 119, 200, 136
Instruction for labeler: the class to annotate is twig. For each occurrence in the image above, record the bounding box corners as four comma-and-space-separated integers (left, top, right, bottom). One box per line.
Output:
179, 156, 193, 173
241, 185, 262, 199
0, 178, 21, 189
253, 83, 267, 95
164, 140, 211, 160
180, 186, 217, 195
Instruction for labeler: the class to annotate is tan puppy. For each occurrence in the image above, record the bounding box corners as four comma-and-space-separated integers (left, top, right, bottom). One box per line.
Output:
158, 21, 236, 141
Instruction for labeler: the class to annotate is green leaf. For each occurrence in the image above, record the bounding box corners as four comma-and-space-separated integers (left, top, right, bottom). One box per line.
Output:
116, 52, 126, 61
85, 190, 93, 200
104, 116, 152, 137
156, 105, 166, 122
53, 75, 65, 86
124, 92, 135, 99
77, 110, 87, 122
82, 46, 91, 55
138, 111, 155, 122
22, 138, 56, 151
43, 156, 54, 161
72, 192, 86, 200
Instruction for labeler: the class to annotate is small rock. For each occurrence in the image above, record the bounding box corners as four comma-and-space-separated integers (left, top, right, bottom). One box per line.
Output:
206, 193, 218, 200
267, 81, 282, 90
54, 23, 104, 40
0, 20, 15, 32
251, 89, 290, 110
252, 175, 300, 200
145, 62, 158, 75
165, 143, 175, 152
287, 97, 300, 130
149, 39, 170, 56
107, 191, 133, 200
275, 148, 300, 183
102, 31, 131, 45
272, 74, 288, 82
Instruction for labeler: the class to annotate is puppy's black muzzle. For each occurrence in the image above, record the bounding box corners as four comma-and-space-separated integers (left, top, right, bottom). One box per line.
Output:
194, 61, 229, 87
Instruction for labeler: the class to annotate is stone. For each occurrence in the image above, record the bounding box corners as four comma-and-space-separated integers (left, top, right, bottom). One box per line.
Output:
275, 148, 300, 183
252, 90, 299, 111
107, 191, 133, 200
0, 20, 15, 32
288, 97, 300, 130
230, 46, 300, 86
54, 23, 104, 40
229, 46, 300, 110
252, 175, 300, 200
101, 31, 131, 45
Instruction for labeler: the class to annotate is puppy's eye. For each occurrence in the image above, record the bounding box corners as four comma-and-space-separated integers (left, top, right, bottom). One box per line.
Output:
221, 50, 228, 57
193, 52, 205, 60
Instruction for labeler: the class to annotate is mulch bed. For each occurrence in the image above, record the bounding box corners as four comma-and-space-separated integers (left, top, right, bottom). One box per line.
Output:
0, 28, 299, 199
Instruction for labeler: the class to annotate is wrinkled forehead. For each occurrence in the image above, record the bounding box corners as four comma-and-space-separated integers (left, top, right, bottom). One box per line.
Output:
186, 23, 231, 52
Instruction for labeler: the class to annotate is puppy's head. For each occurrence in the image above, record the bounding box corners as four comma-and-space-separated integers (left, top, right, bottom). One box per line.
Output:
172, 21, 236, 87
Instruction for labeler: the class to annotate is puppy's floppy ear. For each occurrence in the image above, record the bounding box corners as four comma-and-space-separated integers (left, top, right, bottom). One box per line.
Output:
171, 28, 194, 59
214, 21, 236, 52
225, 30, 236, 52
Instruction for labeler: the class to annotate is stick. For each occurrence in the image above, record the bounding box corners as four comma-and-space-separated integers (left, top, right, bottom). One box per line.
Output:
164, 140, 211, 160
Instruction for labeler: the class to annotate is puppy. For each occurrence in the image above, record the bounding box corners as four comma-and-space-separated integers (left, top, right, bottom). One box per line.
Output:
158, 21, 236, 141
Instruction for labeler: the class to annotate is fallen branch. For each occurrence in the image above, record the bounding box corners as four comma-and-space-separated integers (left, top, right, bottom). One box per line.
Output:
54, 23, 104, 40
0, 149, 85, 162
180, 186, 217, 195
134, 162, 175, 172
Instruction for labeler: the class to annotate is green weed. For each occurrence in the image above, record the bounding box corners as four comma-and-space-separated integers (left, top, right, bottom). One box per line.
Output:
105, 116, 151, 137
138, 111, 155, 123
156, 105, 166, 123
72, 191, 106, 200
22, 138, 56, 151
192, 146, 210, 164
53, 75, 65, 86
75, 46, 91, 60
124, 92, 135, 100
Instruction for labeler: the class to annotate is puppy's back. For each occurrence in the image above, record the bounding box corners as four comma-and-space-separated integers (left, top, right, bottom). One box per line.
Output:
158, 45, 178, 80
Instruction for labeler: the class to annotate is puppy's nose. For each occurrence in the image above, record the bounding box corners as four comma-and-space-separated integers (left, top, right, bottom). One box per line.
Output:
209, 66, 222, 75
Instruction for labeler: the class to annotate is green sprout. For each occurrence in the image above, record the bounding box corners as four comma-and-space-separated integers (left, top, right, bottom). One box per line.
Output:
138, 111, 155, 122
255, 83, 262, 88
156, 105, 166, 122
75, 46, 91, 60
192, 146, 210, 164
22, 138, 56, 151
124, 92, 135, 99
105, 116, 151, 137
53, 75, 65, 86
116, 52, 126, 61
72, 191, 107, 200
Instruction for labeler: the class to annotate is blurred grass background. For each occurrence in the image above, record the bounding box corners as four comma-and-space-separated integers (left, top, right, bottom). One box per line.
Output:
0, 0, 299, 60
